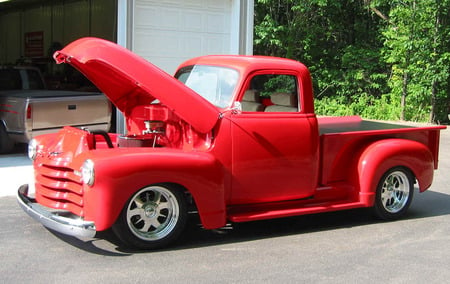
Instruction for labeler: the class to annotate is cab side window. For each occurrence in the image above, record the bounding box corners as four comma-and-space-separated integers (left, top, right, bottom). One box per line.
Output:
241, 74, 299, 112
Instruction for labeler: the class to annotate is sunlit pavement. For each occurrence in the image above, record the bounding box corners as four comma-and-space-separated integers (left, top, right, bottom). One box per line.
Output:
0, 147, 33, 198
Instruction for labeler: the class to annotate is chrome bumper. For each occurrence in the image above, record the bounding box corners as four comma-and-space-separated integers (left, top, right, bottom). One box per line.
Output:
17, 184, 96, 238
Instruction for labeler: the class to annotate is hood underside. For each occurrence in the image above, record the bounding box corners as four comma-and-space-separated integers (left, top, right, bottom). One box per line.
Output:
53, 37, 219, 133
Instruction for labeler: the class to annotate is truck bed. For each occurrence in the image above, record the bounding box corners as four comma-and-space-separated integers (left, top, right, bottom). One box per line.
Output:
1, 90, 111, 145
317, 116, 445, 186
318, 115, 416, 135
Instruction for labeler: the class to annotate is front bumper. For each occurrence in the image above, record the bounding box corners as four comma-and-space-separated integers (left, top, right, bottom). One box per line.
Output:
17, 184, 96, 238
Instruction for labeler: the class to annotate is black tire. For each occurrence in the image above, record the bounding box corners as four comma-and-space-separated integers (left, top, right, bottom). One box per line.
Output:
0, 123, 14, 154
112, 184, 188, 249
373, 167, 414, 220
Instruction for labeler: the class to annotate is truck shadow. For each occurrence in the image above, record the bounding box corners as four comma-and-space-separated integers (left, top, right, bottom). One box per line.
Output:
48, 189, 450, 255
118, 189, 450, 254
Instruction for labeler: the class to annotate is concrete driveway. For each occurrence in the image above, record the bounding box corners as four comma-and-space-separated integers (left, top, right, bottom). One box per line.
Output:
0, 145, 33, 197
1, 126, 449, 283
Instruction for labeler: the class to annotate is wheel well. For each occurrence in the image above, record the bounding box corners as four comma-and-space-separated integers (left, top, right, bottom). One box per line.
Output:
356, 138, 434, 198
393, 166, 414, 178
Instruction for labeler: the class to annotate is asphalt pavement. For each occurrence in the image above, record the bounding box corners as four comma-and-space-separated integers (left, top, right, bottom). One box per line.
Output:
1, 127, 449, 283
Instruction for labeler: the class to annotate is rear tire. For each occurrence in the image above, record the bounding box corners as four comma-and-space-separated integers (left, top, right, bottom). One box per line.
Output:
112, 184, 188, 250
0, 124, 14, 154
373, 167, 414, 220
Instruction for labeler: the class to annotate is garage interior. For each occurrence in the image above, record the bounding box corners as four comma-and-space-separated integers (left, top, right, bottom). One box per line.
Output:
0, 0, 117, 90
1, 0, 253, 133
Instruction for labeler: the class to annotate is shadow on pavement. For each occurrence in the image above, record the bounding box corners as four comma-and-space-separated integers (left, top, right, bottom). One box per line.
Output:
6, 188, 450, 256
102, 189, 450, 255
48, 229, 132, 257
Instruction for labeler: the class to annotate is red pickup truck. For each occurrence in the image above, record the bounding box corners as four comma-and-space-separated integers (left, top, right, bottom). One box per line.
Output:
17, 38, 446, 249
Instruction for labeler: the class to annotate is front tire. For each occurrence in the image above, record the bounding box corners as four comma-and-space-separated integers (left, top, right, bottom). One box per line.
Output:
112, 184, 188, 249
373, 167, 414, 220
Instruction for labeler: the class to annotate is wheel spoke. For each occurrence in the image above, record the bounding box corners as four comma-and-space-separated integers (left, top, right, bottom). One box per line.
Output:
381, 195, 387, 206
134, 196, 145, 208
158, 201, 169, 210
141, 220, 152, 232
387, 175, 394, 186
150, 218, 162, 229
152, 191, 162, 204
129, 207, 145, 218
396, 189, 405, 200
158, 210, 168, 219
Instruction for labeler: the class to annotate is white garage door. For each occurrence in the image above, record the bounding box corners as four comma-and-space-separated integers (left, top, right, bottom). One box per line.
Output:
133, 0, 235, 74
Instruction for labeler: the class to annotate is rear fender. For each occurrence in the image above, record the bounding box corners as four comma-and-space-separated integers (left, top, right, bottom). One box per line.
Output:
81, 149, 226, 231
354, 139, 434, 206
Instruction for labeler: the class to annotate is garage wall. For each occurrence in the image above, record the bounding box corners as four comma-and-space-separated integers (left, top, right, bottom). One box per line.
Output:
0, 0, 116, 66
0, 12, 22, 64
132, 0, 232, 74
115, 0, 253, 133
126, 0, 253, 74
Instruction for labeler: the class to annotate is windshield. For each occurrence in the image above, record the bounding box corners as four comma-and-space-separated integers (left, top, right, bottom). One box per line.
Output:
176, 65, 239, 108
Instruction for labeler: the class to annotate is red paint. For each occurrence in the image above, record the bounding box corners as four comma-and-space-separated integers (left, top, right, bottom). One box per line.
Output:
30, 38, 445, 234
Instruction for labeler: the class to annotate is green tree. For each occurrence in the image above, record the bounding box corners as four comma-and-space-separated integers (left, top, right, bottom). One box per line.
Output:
377, 0, 450, 122
254, 0, 450, 122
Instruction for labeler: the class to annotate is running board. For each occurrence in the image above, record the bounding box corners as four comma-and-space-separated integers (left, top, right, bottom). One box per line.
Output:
228, 200, 366, 223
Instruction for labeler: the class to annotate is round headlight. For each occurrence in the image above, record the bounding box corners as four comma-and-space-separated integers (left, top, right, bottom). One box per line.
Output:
81, 159, 95, 186
28, 139, 38, 161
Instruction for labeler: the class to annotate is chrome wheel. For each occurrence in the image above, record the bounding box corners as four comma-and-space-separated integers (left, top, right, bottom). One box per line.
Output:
373, 167, 414, 220
113, 184, 187, 249
380, 171, 410, 213
127, 186, 180, 241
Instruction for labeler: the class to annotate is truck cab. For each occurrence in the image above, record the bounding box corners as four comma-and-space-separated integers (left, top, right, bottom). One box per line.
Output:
174, 56, 320, 205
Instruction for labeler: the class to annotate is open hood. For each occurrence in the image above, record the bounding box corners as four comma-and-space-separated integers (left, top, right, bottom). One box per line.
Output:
54, 37, 220, 133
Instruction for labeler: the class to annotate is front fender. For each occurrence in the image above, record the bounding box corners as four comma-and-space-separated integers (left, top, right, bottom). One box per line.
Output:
355, 139, 434, 206
80, 148, 225, 231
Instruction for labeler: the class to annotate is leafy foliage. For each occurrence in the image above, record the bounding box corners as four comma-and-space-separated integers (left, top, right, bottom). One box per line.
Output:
254, 0, 450, 123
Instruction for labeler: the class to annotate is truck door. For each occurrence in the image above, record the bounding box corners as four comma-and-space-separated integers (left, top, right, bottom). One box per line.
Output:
229, 73, 320, 204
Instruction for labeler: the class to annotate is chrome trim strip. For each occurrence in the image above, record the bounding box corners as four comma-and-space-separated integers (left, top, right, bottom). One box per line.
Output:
17, 184, 96, 238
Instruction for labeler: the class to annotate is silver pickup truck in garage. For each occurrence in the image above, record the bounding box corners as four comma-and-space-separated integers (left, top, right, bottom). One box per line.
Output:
0, 66, 111, 153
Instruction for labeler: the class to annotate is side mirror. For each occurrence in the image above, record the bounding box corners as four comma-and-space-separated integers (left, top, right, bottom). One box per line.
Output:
231, 101, 242, 114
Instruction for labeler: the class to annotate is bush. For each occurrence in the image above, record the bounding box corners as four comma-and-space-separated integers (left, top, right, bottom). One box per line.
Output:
314, 94, 403, 121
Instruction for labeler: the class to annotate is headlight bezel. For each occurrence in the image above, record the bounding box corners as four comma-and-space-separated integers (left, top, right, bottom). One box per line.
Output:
81, 159, 95, 186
